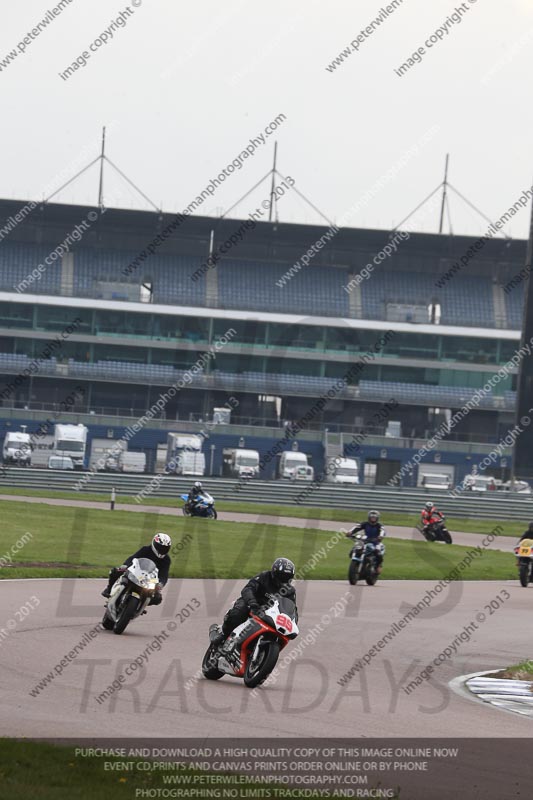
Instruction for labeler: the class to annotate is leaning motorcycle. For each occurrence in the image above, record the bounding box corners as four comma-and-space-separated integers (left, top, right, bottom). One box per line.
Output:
202, 596, 299, 688
514, 538, 533, 587
181, 492, 217, 519
348, 534, 384, 586
102, 557, 160, 634
420, 520, 453, 544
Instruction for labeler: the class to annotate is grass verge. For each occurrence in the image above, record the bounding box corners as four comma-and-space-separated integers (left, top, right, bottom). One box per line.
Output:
0, 499, 515, 581
0, 485, 522, 536
0, 739, 354, 800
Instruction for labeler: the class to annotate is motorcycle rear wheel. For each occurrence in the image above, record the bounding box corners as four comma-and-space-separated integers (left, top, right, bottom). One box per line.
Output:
519, 563, 530, 588
244, 641, 280, 688
202, 645, 224, 679
114, 595, 138, 634
348, 561, 359, 585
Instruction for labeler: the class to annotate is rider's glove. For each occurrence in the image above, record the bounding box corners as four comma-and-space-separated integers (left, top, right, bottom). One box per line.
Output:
249, 601, 260, 614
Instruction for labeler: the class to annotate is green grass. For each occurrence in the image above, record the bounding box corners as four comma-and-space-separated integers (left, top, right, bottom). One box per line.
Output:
0, 485, 522, 536
0, 499, 515, 581
490, 659, 533, 681
0, 739, 354, 800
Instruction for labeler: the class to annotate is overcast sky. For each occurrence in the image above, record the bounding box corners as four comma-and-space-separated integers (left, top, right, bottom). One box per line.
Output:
1, 0, 532, 239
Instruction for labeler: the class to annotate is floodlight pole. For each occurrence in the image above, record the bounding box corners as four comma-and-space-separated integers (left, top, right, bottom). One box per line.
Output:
98, 126, 106, 209
438, 154, 449, 234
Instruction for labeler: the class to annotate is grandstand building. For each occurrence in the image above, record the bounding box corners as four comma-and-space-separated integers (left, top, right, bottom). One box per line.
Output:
0, 197, 527, 484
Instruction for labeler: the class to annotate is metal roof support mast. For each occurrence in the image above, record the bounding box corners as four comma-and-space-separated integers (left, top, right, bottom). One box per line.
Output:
438, 153, 449, 234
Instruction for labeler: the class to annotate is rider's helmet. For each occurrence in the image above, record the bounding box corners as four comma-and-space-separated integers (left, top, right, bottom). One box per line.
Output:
367, 510, 380, 523
271, 557, 295, 586
193, 481, 202, 492
151, 532, 172, 559
425, 501, 434, 511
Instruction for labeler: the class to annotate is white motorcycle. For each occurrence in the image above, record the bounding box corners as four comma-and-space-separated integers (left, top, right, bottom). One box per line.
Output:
102, 557, 160, 634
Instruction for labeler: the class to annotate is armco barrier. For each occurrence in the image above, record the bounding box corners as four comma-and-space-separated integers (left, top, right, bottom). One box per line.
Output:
0, 468, 532, 521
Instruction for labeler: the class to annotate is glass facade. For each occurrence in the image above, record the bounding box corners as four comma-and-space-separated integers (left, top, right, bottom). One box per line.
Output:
0, 301, 519, 393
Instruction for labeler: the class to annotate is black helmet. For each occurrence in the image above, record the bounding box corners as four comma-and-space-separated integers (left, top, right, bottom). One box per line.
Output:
271, 557, 295, 585
368, 510, 380, 523
529, 521, 533, 530
151, 532, 172, 558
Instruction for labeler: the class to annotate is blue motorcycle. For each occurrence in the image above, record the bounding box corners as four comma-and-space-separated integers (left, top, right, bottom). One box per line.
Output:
181, 492, 217, 519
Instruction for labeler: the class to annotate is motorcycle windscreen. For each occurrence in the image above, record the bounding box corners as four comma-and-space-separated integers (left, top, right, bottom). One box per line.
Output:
135, 558, 159, 578
277, 596, 296, 616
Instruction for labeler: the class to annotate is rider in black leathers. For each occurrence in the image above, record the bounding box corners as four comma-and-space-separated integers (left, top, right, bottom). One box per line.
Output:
346, 510, 386, 572
211, 558, 297, 645
101, 533, 172, 604
519, 522, 533, 542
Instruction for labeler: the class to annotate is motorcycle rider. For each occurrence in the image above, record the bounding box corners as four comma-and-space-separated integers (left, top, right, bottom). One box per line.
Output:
211, 557, 297, 646
185, 481, 203, 514
519, 521, 533, 542
346, 510, 386, 572
101, 532, 172, 604
421, 501, 445, 534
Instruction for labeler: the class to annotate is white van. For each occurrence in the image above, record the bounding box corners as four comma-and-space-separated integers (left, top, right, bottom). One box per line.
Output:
48, 455, 74, 470
279, 451, 309, 479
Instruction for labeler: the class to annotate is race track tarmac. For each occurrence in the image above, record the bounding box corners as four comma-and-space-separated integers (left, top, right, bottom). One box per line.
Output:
0, 577, 529, 739
0, 493, 515, 553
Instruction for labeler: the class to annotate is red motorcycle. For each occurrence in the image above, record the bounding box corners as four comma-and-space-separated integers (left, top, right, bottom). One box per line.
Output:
202, 596, 299, 688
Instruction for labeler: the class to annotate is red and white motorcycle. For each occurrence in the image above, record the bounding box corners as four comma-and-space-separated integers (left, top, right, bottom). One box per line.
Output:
202, 596, 299, 688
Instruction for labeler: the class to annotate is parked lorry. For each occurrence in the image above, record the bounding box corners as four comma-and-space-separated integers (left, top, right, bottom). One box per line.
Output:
325, 457, 360, 484
53, 424, 88, 469
279, 450, 310, 479
2, 427, 32, 466
166, 433, 205, 476
223, 448, 260, 479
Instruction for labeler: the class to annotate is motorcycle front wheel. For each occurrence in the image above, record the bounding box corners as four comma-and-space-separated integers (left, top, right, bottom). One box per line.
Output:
102, 612, 114, 630
442, 530, 453, 545
348, 560, 360, 585
519, 563, 530, 588
114, 595, 139, 634
244, 640, 280, 688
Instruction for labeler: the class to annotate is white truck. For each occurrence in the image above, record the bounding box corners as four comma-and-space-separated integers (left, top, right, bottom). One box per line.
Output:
166, 433, 206, 476
118, 451, 146, 473
53, 424, 88, 470
326, 457, 360, 484
3, 428, 32, 466
223, 448, 260, 479
279, 450, 310, 479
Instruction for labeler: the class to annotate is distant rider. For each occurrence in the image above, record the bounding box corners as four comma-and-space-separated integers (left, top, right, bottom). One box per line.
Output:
211, 557, 298, 645
421, 501, 445, 533
519, 521, 533, 542
346, 510, 386, 572
101, 532, 172, 604
186, 481, 203, 513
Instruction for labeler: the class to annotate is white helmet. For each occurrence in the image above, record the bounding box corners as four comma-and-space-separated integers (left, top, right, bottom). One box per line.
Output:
151, 532, 172, 559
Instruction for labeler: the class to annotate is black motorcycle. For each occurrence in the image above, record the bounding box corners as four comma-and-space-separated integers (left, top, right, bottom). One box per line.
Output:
420, 520, 453, 544
348, 534, 383, 586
